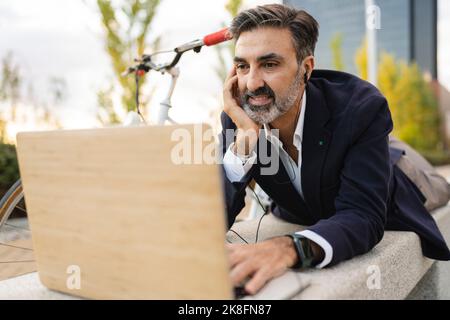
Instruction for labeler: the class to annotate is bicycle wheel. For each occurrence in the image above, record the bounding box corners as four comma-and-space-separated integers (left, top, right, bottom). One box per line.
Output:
0, 179, 25, 228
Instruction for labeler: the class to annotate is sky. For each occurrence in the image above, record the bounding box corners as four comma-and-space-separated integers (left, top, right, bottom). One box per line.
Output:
0, 0, 277, 136
0, 0, 449, 138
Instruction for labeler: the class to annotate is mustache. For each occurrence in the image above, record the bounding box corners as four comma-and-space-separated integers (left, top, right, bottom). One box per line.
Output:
242, 85, 275, 103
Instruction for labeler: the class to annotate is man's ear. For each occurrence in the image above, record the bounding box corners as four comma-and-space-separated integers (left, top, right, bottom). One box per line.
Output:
304, 64, 311, 84
304, 56, 315, 80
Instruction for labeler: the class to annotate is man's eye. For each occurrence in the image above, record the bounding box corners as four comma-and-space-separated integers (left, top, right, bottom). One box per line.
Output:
236, 64, 248, 70
263, 62, 277, 68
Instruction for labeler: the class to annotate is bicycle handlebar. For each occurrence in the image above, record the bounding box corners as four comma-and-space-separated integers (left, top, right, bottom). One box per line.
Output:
122, 28, 232, 77
203, 28, 232, 46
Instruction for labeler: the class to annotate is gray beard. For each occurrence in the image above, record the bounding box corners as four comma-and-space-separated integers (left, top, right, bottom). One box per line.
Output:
242, 71, 303, 125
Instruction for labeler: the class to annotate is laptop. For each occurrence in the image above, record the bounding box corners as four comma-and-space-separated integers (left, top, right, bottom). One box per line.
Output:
16, 124, 234, 299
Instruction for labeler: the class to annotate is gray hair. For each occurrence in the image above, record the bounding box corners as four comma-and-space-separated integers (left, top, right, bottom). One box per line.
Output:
230, 4, 319, 62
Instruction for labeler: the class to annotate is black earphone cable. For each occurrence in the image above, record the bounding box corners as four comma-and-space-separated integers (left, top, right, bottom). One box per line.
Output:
228, 184, 269, 244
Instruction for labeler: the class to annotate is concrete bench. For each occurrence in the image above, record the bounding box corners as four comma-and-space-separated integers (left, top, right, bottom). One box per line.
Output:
293, 203, 450, 299
0, 204, 449, 299
245, 203, 450, 300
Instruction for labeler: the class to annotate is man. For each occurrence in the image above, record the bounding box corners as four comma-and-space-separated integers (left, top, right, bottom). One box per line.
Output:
220, 4, 450, 295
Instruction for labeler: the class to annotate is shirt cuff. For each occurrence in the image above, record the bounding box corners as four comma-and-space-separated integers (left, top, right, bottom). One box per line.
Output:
223, 142, 257, 182
295, 230, 333, 269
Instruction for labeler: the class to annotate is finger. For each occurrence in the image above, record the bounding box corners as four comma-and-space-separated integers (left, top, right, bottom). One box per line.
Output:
226, 66, 237, 81
223, 76, 239, 109
228, 250, 245, 268
226, 243, 249, 266
230, 261, 256, 287
223, 77, 240, 114
224, 74, 238, 93
245, 267, 271, 295
224, 65, 237, 90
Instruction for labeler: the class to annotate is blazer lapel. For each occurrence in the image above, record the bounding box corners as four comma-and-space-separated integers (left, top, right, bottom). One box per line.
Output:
301, 81, 332, 216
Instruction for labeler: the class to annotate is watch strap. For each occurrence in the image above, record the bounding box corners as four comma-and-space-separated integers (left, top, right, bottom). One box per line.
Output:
286, 234, 315, 269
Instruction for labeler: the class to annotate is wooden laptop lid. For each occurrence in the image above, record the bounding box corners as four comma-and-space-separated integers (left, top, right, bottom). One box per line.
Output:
16, 124, 232, 299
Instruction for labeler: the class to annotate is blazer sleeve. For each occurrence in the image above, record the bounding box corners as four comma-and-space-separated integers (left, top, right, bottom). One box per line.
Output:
307, 95, 394, 266
219, 112, 256, 228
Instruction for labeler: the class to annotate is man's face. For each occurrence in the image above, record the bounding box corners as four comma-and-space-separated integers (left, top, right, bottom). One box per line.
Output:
234, 27, 303, 124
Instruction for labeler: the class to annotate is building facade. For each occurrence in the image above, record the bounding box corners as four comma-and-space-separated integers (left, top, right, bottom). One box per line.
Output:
285, 0, 438, 78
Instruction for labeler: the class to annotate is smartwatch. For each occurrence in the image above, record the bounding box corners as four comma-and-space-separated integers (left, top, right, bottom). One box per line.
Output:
286, 234, 315, 269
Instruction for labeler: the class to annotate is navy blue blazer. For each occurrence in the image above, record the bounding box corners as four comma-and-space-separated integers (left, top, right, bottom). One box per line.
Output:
219, 69, 450, 267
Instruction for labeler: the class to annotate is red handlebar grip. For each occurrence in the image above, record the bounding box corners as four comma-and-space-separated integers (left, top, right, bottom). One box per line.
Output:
203, 28, 232, 46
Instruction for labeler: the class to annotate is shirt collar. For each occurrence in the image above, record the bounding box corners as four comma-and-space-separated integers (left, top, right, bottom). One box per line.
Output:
263, 90, 307, 150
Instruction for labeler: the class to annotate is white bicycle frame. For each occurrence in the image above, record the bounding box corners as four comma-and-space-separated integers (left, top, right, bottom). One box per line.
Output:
124, 66, 180, 126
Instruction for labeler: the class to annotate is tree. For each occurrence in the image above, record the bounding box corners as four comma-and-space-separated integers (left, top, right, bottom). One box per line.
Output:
0, 118, 6, 143
355, 39, 444, 157
0, 52, 21, 122
0, 52, 63, 138
355, 39, 368, 81
0, 142, 19, 196
0, 54, 20, 193
330, 33, 345, 71
96, 0, 162, 124
377, 52, 399, 130
391, 62, 441, 152
0, 52, 64, 195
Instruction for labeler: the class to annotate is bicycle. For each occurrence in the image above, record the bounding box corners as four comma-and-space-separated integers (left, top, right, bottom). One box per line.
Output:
0, 28, 232, 234
0, 179, 25, 230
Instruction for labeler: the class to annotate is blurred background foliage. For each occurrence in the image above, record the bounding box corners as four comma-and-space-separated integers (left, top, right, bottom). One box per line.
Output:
330, 33, 345, 72
0, 54, 19, 196
0, 141, 19, 197
352, 37, 448, 165
96, 0, 162, 125
0, 52, 64, 196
